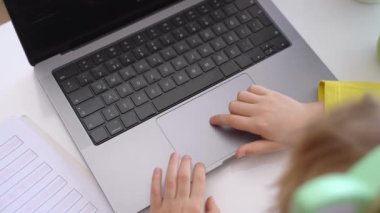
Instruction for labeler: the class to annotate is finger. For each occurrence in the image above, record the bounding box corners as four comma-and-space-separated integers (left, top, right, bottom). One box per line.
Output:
164, 153, 180, 199
228, 101, 256, 116
176, 155, 192, 198
237, 90, 261, 104
247, 85, 269, 95
236, 141, 288, 158
206, 197, 221, 213
150, 168, 162, 209
210, 114, 253, 132
190, 163, 206, 202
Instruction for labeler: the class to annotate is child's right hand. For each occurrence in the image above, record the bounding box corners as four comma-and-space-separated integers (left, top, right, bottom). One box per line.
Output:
210, 85, 323, 158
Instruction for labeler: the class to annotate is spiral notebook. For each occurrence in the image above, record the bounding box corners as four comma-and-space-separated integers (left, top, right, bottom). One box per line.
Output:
0, 117, 113, 212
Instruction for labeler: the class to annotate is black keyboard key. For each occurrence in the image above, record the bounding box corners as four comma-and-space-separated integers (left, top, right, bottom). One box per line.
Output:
210, 9, 226, 22
264, 47, 276, 56
130, 76, 148, 91
78, 58, 95, 71
198, 44, 214, 57
235, 0, 256, 10
91, 65, 108, 79
77, 72, 94, 86
92, 52, 108, 64
236, 11, 252, 23
159, 78, 176, 92
105, 58, 123, 72
199, 29, 216, 42
83, 112, 104, 130
160, 21, 174, 33
171, 56, 188, 71
235, 54, 253, 68
212, 23, 228, 35
146, 40, 163, 53
236, 25, 252, 38
68, 86, 93, 105
105, 73, 122, 88
90, 127, 109, 145
225, 16, 240, 29
185, 9, 199, 21
106, 119, 124, 136
223, 31, 239, 44
76, 97, 105, 118
248, 5, 272, 26
146, 27, 162, 39
134, 60, 150, 74
117, 98, 134, 113
212, 51, 229, 65
237, 39, 254, 52
102, 106, 120, 121
158, 63, 176, 77
198, 15, 213, 28
198, 3, 211, 15
174, 41, 190, 54
209, 0, 224, 9
133, 46, 150, 60
135, 103, 156, 120
160, 33, 177, 46
144, 70, 161, 84
173, 15, 186, 27
187, 35, 203, 48
223, 4, 239, 16
220, 60, 240, 76
121, 111, 139, 128
184, 50, 202, 64
55, 64, 80, 82
153, 68, 224, 111
145, 84, 163, 99
186, 22, 202, 34
120, 39, 135, 52
119, 52, 136, 66
173, 27, 189, 41
116, 83, 134, 98
199, 58, 216, 72
269, 36, 290, 50
249, 26, 280, 46
224, 45, 242, 58
186, 64, 203, 78
119, 66, 137, 81
247, 19, 264, 32
131, 91, 149, 106
173, 71, 190, 85
102, 90, 120, 105
160, 47, 177, 61
133, 33, 148, 45
91, 80, 108, 95
105, 45, 122, 58
62, 78, 80, 93
210, 37, 227, 51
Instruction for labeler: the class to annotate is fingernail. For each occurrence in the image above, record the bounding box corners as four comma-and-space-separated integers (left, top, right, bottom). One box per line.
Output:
154, 167, 161, 175
183, 155, 191, 160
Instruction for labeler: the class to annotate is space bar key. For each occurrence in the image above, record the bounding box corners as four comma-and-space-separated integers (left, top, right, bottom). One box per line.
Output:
153, 68, 224, 111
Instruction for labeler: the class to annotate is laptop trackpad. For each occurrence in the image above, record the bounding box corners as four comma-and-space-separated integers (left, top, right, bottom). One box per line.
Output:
157, 74, 259, 168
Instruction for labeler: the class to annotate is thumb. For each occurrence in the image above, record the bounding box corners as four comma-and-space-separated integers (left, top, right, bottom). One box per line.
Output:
236, 140, 288, 158
205, 196, 220, 213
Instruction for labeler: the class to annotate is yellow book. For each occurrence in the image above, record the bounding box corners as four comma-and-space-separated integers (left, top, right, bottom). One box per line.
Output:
318, 81, 380, 111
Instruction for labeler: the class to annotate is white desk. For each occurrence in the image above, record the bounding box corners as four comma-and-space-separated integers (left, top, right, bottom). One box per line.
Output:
0, 1, 379, 212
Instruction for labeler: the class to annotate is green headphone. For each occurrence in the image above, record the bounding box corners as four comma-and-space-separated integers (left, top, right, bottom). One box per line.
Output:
291, 146, 380, 213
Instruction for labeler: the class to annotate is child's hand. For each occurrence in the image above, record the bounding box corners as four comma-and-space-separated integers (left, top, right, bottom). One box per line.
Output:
151, 153, 220, 213
210, 85, 323, 158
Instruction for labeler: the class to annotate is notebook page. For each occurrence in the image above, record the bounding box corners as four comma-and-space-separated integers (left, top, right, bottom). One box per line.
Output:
0, 117, 113, 212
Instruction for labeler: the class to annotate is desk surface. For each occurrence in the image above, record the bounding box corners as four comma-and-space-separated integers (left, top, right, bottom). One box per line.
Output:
0, 0, 379, 212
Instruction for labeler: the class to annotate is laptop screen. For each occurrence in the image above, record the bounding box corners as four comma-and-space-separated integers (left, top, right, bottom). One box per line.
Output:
5, 0, 181, 65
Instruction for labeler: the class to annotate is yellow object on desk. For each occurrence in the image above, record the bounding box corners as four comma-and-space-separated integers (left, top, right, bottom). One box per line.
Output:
318, 81, 380, 111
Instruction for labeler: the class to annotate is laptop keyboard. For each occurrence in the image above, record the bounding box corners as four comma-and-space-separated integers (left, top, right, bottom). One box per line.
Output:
53, 0, 291, 145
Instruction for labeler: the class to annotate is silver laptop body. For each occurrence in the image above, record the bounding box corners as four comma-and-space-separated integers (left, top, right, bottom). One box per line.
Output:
10, 0, 335, 212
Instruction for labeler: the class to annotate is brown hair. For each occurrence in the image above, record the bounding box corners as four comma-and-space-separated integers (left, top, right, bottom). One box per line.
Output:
277, 96, 380, 213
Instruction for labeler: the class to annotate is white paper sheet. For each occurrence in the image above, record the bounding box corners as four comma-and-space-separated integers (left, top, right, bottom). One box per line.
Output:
0, 117, 113, 213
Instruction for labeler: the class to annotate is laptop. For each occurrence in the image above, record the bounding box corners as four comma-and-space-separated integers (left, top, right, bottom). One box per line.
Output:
5, 0, 336, 212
